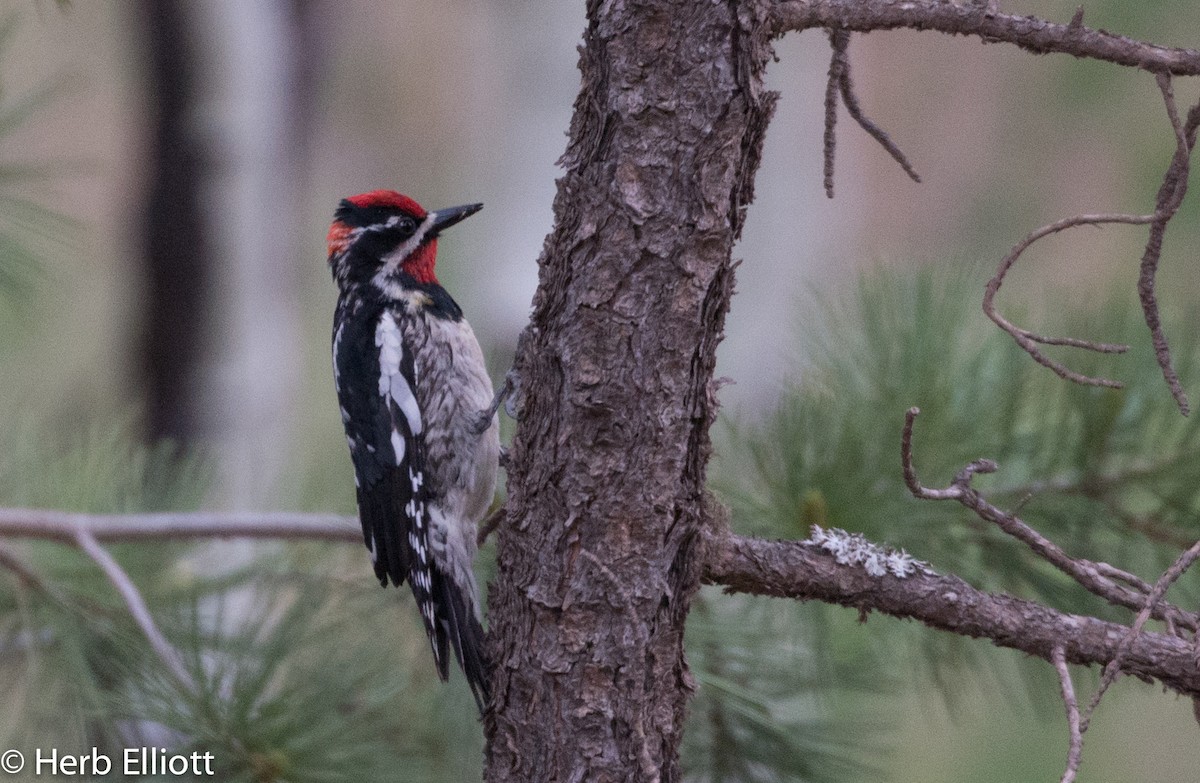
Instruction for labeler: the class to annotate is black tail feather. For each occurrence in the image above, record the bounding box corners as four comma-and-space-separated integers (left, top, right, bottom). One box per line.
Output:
429, 566, 489, 713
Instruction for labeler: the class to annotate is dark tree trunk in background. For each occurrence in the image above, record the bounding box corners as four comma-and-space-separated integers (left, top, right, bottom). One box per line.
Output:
134, 2, 318, 507
486, 2, 776, 780
136, 0, 210, 443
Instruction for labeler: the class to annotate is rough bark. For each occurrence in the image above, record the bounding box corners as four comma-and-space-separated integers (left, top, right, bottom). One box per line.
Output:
485, 1, 776, 781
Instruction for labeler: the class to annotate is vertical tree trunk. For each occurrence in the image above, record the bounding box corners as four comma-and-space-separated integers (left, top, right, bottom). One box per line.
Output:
136, 0, 209, 443
135, 0, 319, 504
487, 2, 776, 780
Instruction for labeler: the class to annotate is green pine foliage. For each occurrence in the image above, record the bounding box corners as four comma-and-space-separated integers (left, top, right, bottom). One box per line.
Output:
0, 409, 492, 781
0, 427, 486, 782
0, 14, 77, 323
0, 423, 209, 764
699, 264, 1200, 781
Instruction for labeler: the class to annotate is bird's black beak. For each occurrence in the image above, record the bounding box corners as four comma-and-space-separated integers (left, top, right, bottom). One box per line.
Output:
429, 203, 483, 237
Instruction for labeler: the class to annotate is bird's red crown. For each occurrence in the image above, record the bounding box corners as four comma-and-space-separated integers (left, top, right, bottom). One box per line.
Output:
346, 189, 428, 218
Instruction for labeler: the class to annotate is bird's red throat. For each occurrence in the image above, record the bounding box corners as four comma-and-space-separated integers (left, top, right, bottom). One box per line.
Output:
404, 240, 439, 285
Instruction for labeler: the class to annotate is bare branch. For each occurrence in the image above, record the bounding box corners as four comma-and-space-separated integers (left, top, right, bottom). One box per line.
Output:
73, 529, 196, 694
782, 4, 1200, 409
822, 29, 847, 198
702, 528, 1200, 697
901, 407, 988, 501
1136, 75, 1200, 415
0, 508, 360, 544
1052, 645, 1084, 783
784, 3, 1200, 410
836, 45, 920, 185
821, 28, 920, 199
978, 72, 1200, 405
902, 409, 1198, 632
982, 212, 1139, 389
772, 1, 1200, 75
0, 508, 361, 679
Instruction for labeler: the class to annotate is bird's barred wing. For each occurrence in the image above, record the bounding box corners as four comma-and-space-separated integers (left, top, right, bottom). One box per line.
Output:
334, 307, 438, 638
334, 306, 487, 703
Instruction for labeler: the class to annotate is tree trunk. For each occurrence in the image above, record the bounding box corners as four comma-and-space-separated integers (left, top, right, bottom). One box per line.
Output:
135, 0, 209, 444
486, 2, 776, 780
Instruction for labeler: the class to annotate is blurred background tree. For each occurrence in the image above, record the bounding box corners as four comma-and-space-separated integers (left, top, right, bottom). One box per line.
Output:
0, 1, 1198, 781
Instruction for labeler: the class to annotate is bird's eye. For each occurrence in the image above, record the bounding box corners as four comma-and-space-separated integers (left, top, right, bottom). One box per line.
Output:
398, 217, 417, 234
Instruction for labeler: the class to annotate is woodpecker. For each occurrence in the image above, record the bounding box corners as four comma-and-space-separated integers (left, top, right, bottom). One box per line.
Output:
327, 190, 498, 711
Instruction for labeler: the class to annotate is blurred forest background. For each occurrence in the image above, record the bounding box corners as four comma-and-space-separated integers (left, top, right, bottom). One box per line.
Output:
1, 1, 1200, 781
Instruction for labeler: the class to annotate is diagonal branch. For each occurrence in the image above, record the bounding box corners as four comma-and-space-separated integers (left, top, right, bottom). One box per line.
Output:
772, 1, 1200, 75
0, 507, 360, 689
835, 40, 920, 185
701, 526, 1200, 697
74, 528, 196, 693
1044, 538, 1200, 781
1082, 538, 1200, 730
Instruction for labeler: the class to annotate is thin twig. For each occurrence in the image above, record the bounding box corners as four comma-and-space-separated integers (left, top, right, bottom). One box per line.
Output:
1136, 74, 1199, 416
823, 29, 848, 198
1052, 645, 1084, 783
1093, 562, 1153, 595
982, 212, 1142, 389
901, 407, 970, 501
821, 28, 920, 199
982, 74, 1200, 406
902, 409, 1198, 631
73, 528, 196, 694
837, 49, 921, 184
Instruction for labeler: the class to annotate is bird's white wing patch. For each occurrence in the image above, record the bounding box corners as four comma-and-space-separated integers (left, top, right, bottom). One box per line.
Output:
375, 311, 424, 467
332, 321, 345, 384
